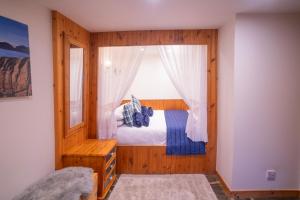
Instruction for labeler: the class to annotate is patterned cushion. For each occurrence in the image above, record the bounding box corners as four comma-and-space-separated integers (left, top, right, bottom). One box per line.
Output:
131, 95, 141, 112
122, 103, 134, 126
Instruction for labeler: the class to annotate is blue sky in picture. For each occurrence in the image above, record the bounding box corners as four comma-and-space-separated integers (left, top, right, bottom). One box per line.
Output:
0, 16, 29, 57
0, 16, 29, 47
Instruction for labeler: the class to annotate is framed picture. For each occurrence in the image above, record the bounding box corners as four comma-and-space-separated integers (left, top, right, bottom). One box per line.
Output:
0, 16, 32, 98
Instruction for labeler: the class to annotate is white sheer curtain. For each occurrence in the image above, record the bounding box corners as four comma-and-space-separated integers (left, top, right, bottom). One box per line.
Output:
70, 48, 83, 127
98, 46, 145, 139
159, 45, 208, 142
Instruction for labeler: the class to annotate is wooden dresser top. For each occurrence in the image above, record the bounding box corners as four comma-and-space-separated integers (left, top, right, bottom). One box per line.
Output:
63, 139, 117, 157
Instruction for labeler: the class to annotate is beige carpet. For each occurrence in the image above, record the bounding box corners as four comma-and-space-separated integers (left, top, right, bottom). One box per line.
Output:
108, 174, 218, 200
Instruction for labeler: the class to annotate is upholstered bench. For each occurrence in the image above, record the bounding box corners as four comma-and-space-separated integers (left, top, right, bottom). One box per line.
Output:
13, 167, 97, 200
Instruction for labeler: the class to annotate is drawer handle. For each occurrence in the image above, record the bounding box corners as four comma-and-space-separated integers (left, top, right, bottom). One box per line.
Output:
110, 162, 115, 168
106, 161, 115, 174
104, 174, 114, 188
106, 152, 115, 162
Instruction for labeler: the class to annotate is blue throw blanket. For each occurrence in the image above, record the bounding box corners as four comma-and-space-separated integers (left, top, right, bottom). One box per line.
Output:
164, 110, 206, 155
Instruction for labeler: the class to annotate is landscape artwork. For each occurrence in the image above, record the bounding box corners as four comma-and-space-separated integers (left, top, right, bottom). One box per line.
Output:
0, 16, 32, 98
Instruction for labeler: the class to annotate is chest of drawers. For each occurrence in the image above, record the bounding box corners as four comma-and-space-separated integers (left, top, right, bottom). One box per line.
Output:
63, 139, 117, 199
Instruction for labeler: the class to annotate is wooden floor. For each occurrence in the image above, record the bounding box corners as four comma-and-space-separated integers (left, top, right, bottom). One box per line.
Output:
116, 145, 215, 174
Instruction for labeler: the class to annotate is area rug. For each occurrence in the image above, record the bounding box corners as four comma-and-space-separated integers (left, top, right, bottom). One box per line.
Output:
108, 174, 218, 200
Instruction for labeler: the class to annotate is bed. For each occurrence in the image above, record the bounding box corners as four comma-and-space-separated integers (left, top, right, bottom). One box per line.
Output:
116, 110, 167, 145
116, 109, 206, 155
116, 99, 215, 174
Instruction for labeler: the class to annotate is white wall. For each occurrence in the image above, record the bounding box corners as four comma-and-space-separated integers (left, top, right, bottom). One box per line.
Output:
232, 13, 300, 190
0, 1, 54, 199
124, 46, 181, 100
217, 13, 300, 191
216, 16, 235, 188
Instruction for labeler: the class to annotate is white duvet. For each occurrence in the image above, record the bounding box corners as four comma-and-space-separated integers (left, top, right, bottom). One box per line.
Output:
116, 110, 166, 145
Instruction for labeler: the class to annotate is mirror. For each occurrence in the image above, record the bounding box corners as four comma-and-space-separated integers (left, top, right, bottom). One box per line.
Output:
64, 34, 86, 136
69, 45, 84, 127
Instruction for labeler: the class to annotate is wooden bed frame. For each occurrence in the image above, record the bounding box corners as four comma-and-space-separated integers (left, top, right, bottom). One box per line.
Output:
117, 99, 215, 174
116, 145, 214, 174
88, 30, 218, 174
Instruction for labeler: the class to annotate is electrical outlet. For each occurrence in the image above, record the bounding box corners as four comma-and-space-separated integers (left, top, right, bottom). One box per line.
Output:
266, 169, 276, 181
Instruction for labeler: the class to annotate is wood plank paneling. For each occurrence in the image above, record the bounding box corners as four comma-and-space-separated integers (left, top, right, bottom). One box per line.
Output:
89, 29, 218, 173
52, 11, 91, 169
206, 28, 218, 172
92, 30, 212, 47
121, 99, 189, 110
89, 34, 98, 138
116, 146, 211, 174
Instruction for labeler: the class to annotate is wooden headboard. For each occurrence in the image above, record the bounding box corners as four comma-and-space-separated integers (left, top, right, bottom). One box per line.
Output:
121, 99, 189, 110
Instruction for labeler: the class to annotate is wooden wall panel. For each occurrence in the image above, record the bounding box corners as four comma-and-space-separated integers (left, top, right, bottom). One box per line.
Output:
206, 29, 218, 172
116, 146, 212, 174
52, 11, 90, 169
89, 34, 98, 138
121, 99, 189, 110
89, 29, 218, 173
92, 30, 212, 47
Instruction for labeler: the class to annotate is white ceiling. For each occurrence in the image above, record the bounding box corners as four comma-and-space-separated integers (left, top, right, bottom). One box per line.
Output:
36, 0, 300, 32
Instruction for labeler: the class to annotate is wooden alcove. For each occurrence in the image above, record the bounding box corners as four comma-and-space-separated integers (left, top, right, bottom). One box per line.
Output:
52, 11, 218, 174
89, 30, 218, 174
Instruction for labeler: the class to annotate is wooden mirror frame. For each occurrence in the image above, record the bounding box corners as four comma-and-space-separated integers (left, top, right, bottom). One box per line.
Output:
63, 33, 88, 137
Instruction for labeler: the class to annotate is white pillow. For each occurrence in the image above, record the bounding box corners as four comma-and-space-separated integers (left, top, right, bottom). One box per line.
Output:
114, 104, 124, 121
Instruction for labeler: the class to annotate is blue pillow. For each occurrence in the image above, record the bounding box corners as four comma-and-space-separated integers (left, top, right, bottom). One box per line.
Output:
142, 114, 150, 127
133, 112, 143, 128
141, 106, 148, 116
122, 104, 134, 126
131, 95, 141, 113
148, 107, 153, 117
